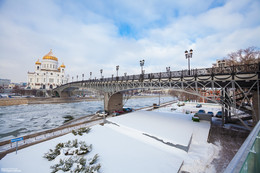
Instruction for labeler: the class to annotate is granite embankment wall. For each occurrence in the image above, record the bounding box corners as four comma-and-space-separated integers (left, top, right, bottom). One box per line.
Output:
0, 98, 28, 106
0, 97, 100, 106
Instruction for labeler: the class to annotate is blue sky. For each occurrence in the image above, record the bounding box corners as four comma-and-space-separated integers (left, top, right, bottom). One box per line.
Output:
0, 0, 260, 82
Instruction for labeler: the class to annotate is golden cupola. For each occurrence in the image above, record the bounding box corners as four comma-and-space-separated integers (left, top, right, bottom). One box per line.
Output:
42, 49, 58, 61
60, 63, 66, 68
35, 59, 41, 65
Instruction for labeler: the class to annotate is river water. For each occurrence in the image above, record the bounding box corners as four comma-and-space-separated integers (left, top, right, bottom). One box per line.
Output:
0, 96, 174, 141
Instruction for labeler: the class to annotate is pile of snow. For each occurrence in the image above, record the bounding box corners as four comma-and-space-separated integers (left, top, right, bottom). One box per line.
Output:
0, 104, 220, 173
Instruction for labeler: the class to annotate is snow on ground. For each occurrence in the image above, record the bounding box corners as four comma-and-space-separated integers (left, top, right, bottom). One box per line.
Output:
0, 102, 221, 173
154, 102, 221, 115
0, 122, 184, 173
110, 110, 193, 147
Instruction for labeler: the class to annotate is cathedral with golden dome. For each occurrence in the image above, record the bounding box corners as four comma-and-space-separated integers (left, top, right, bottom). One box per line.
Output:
27, 49, 69, 90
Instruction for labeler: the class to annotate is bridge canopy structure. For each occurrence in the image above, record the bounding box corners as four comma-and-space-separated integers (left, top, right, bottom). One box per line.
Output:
53, 63, 260, 126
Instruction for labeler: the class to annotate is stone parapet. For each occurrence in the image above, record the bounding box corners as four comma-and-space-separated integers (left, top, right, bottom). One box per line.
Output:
0, 98, 28, 106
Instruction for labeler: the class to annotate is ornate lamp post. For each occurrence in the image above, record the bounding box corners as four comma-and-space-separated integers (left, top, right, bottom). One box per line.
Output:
116, 65, 119, 77
100, 69, 103, 79
90, 72, 92, 80
166, 66, 171, 78
166, 66, 170, 72
76, 75, 78, 81
185, 49, 193, 75
124, 72, 127, 80
140, 59, 145, 74
82, 74, 84, 81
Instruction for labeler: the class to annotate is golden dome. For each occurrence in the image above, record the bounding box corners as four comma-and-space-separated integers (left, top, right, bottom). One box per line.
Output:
42, 49, 58, 61
60, 63, 65, 68
35, 59, 41, 65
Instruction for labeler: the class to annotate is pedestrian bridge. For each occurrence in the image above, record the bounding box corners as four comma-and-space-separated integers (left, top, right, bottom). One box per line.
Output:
53, 63, 260, 125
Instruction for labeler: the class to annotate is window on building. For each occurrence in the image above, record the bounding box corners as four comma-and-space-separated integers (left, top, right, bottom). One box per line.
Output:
37, 78, 39, 83
37, 66, 39, 70
57, 79, 59, 83
50, 64, 52, 68
62, 69, 64, 73
44, 78, 46, 82
30, 78, 32, 82
49, 78, 54, 83
51, 73, 53, 75
44, 64, 46, 68
47, 64, 49, 68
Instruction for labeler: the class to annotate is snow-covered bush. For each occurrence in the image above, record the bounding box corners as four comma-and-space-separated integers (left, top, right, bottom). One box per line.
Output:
89, 154, 99, 165
50, 156, 100, 173
43, 143, 64, 161
72, 127, 91, 136
44, 138, 101, 173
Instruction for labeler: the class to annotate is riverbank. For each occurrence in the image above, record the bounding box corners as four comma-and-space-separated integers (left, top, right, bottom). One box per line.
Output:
0, 97, 100, 106
0, 94, 168, 106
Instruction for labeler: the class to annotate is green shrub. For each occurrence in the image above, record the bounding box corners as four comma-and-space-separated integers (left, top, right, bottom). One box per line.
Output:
89, 154, 99, 165
43, 148, 61, 161
72, 127, 91, 136
44, 136, 101, 173
72, 130, 77, 136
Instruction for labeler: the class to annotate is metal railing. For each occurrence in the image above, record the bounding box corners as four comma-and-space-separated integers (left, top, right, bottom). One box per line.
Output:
55, 63, 259, 91
224, 120, 260, 173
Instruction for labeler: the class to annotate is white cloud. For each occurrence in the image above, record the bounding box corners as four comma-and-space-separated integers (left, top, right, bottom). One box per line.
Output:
0, 0, 259, 83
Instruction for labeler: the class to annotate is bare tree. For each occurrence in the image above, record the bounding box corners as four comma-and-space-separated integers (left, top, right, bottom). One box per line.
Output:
12, 85, 21, 95
0, 86, 4, 93
225, 46, 260, 65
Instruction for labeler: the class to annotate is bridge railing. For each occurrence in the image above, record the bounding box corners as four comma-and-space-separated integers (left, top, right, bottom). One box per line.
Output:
56, 63, 259, 88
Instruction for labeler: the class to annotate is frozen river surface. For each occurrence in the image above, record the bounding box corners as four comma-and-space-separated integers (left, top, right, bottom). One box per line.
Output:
0, 96, 174, 141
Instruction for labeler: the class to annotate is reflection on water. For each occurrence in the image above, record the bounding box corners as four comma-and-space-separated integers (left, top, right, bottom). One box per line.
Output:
0, 96, 173, 141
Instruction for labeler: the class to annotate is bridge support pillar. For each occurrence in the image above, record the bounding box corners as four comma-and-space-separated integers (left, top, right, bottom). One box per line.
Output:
59, 91, 72, 97
252, 90, 260, 126
104, 92, 123, 114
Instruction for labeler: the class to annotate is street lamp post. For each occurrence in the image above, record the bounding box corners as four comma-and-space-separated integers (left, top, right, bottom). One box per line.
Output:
77, 75, 78, 81
116, 65, 119, 77
72, 76, 74, 82
100, 69, 103, 79
166, 66, 170, 72
166, 66, 171, 78
82, 74, 84, 81
90, 72, 92, 80
140, 59, 145, 74
185, 49, 193, 75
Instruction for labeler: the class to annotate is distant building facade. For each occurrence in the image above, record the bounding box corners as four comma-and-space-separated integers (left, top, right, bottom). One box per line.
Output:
212, 59, 227, 68
0, 79, 11, 88
27, 49, 69, 90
